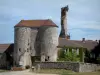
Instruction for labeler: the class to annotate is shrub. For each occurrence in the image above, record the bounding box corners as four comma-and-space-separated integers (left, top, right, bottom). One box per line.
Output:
58, 47, 80, 62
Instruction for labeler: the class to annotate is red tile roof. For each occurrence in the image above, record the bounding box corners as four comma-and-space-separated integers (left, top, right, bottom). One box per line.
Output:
0, 44, 10, 53
15, 19, 58, 27
0, 44, 14, 53
58, 38, 98, 50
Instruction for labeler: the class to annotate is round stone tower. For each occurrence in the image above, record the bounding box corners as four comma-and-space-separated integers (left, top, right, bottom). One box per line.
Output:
39, 26, 58, 62
14, 27, 32, 68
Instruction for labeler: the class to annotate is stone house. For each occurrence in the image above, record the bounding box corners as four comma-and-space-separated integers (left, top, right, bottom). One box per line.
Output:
58, 38, 99, 62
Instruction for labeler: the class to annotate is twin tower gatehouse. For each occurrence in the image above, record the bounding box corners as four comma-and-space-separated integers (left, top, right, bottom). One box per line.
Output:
13, 19, 58, 68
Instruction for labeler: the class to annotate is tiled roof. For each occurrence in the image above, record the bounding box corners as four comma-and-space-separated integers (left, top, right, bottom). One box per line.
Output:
0, 44, 14, 53
58, 38, 98, 50
15, 19, 58, 27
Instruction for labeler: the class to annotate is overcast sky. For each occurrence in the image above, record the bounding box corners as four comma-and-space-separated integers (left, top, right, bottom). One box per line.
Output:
0, 0, 100, 43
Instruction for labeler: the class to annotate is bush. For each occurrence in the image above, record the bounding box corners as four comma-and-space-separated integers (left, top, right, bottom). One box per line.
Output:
58, 48, 80, 62
65, 50, 79, 61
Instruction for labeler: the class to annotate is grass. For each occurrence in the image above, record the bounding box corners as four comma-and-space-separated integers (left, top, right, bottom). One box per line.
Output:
71, 71, 100, 75
36, 69, 75, 75
0, 69, 8, 73
36, 69, 100, 75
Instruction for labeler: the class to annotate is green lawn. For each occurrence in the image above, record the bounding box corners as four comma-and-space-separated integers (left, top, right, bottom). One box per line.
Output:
71, 72, 100, 75
37, 69, 73, 74
36, 69, 100, 75
0, 69, 8, 73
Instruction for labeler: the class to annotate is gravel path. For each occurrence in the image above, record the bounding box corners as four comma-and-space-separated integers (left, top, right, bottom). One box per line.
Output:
0, 70, 58, 75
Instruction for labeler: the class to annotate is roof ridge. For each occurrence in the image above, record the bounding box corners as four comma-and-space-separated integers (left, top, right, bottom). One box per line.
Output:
21, 19, 49, 21
43, 19, 49, 26
0, 43, 14, 45
15, 19, 57, 27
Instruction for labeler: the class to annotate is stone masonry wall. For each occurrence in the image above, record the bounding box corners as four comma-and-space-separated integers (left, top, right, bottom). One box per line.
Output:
33, 62, 80, 72
79, 63, 100, 72
33, 62, 100, 72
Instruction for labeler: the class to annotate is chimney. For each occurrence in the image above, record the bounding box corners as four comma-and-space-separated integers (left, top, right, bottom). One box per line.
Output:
82, 38, 85, 43
95, 40, 97, 42
59, 5, 69, 38
95, 40, 100, 43
99, 40, 100, 44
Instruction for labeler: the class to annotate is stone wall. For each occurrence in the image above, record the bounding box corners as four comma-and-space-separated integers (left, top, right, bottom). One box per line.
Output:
79, 63, 100, 72
33, 62, 79, 72
33, 62, 100, 72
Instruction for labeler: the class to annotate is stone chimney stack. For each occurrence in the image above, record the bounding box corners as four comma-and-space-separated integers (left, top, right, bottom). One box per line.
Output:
82, 38, 85, 43
99, 40, 100, 44
59, 5, 70, 39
